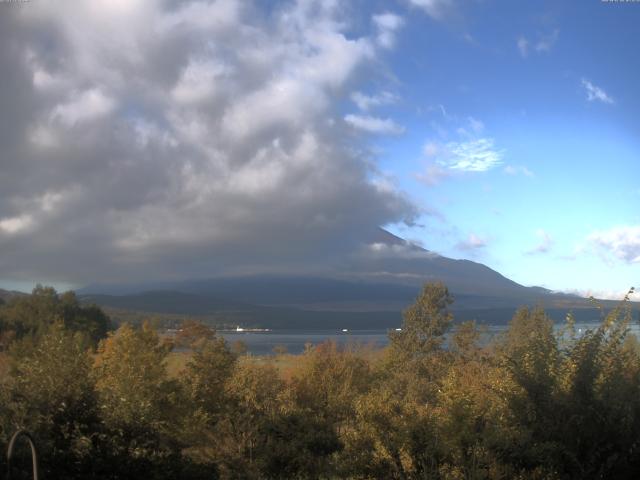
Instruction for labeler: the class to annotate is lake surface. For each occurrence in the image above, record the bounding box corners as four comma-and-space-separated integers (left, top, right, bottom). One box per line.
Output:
218, 321, 640, 355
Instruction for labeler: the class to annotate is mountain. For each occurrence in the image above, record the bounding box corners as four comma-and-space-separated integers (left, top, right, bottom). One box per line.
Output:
78, 230, 633, 328
80, 229, 545, 300
0, 288, 27, 303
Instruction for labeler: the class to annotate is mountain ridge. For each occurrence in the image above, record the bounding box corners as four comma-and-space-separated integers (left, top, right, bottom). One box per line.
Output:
73, 229, 634, 328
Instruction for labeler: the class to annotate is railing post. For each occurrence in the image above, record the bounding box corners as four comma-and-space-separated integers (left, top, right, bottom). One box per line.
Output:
6, 430, 40, 480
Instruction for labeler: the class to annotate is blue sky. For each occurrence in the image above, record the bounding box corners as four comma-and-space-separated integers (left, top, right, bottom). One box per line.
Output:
0, 0, 638, 297
345, 0, 640, 297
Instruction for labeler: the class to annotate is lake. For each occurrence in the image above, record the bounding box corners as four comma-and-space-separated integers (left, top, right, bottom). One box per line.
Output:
218, 321, 640, 355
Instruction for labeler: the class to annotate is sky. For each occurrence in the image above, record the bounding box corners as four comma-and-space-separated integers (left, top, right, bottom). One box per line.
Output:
0, 0, 638, 298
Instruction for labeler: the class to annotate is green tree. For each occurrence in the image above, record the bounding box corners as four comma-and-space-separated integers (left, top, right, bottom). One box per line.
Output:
496, 295, 640, 479
339, 283, 456, 479
183, 336, 237, 418
92, 323, 186, 479
287, 342, 371, 477
214, 362, 285, 479
0, 286, 110, 346
180, 335, 237, 471
0, 323, 99, 478
175, 320, 216, 349
389, 282, 454, 360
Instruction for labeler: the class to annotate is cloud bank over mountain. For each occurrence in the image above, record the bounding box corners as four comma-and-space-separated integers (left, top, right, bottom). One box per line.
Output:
0, 0, 415, 285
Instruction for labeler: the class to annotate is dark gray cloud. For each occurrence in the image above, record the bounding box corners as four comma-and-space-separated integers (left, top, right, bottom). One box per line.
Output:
0, 0, 415, 285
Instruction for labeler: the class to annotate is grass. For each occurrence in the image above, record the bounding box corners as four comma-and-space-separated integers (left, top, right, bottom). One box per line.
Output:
165, 341, 387, 381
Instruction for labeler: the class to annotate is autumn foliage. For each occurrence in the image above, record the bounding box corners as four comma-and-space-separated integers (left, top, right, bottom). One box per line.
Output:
0, 283, 639, 479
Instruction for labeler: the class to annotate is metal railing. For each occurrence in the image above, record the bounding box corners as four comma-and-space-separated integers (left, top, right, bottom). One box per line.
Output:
6, 430, 40, 480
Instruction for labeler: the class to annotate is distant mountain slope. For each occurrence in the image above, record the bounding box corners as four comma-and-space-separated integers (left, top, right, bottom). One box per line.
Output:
80, 229, 556, 306
78, 229, 635, 328
82, 288, 633, 330
81, 291, 256, 316
0, 288, 27, 303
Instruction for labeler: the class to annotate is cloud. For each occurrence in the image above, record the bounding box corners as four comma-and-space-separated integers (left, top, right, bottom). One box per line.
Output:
455, 116, 485, 137
517, 36, 529, 58
418, 116, 504, 182
588, 225, 640, 264
0, 0, 416, 285
423, 142, 440, 157
518, 30, 559, 58
504, 165, 534, 177
534, 29, 559, 53
581, 79, 614, 104
0, 215, 33, 235
467, 116, 484, 134
364, 241, 439, 260
564, 288, 636, 301
351, 91, 399, 111
526, 229, 554, 255
51, 88, 115, 126
438, 138, 504, 172
456, 233, 487, 252
415, 163, 452, 186
408, 0, 455, 21
372, 12, 404, 49
344, 114, 405, 135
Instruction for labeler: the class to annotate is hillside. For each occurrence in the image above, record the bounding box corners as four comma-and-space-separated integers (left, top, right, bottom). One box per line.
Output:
77, 231, 636, 329
0, 288, 26, 303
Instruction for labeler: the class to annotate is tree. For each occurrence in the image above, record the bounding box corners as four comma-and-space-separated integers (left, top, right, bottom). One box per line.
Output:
174, 320, 216, 349
0, 286, 110, 347
92, 323, 184, 479
290, 341, 370, 426
213, 362, 285, 479
384, 282, 455, 404
183, 337, 237, 418
0, 323, 99, 478
389, 282, 454, 359
179, 337, 237, 474
496, 297, 640, 479
345, 281, 456, 480
286, 342, 372, 477
58, 291, 111, 345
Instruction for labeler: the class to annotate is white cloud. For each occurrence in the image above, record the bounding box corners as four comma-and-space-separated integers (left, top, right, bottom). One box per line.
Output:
415, 163, 451, 186
589, 225, 640, 263
535, 29, 559, 53
51, 88, 115, 126
564, 288, 636, 301
517, 36, 529, 58
467, 116, 484, 134
0, 0, 416, 284
408, 0, 454, 20
422, 142, 439, 157
171, 59, 231, 104
518, 30, 559, 58
351, 91, 399, 111
158, 0, 241, 31
439, 138, 504, 172
456, 233, 487, 251
416, 142, 454, 185
456, 117, 484, 137
419, 116, 504, 180
344, 114, 405, 135
504, 165, 534, 177
582, 79, 614, 104
363, 241, 439, 261
373, 12, 404, 49
0, 215, 33, 235
526, 229, 554, 255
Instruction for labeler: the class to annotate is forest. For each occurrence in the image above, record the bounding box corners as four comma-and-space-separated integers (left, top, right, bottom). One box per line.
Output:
0, 283, 639, 479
